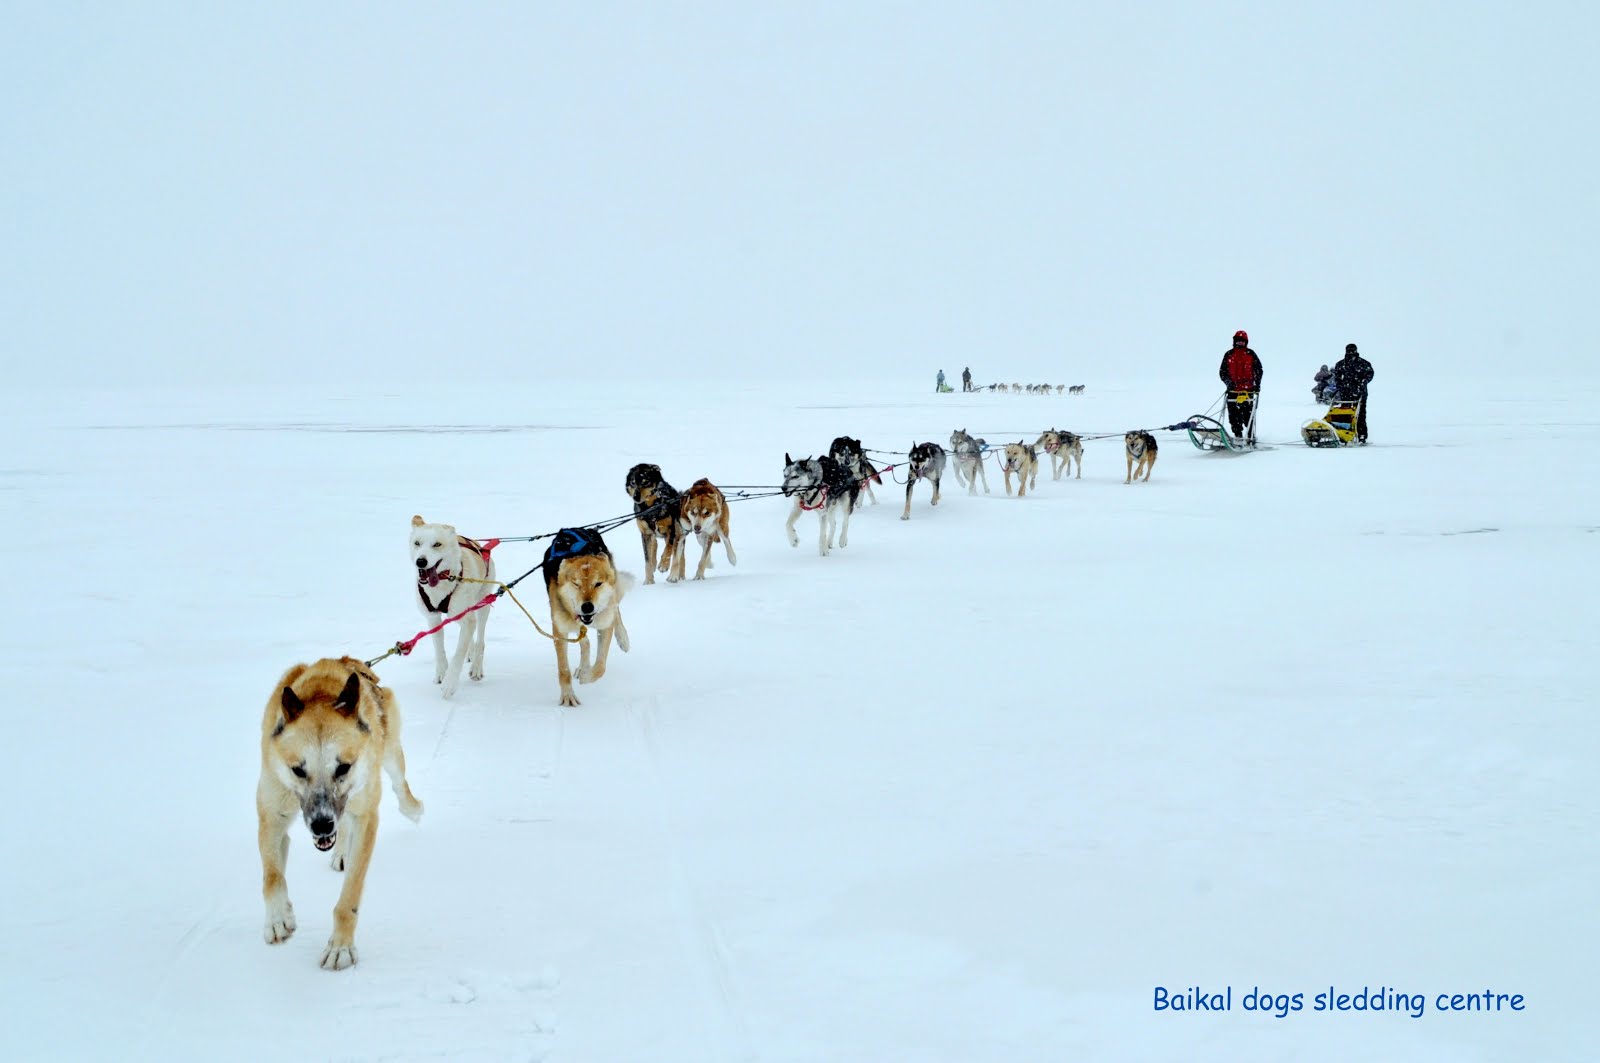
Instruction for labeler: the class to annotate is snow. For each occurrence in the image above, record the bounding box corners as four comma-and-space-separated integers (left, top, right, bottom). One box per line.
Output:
1, 373, 1594, 1061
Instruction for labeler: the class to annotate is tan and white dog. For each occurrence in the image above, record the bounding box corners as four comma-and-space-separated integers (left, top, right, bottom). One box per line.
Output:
542, 528, 632, 706
257, 657, 423, 971
1002, 442, 1039, 497
1034, 429, 1084, 480
1124, 430, 1158, 483
410, 515, 495, 698
675, 478, 737, 581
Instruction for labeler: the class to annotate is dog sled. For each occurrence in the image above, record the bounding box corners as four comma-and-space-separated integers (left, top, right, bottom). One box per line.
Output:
1187, 390, 1260, 452
1301, 397, 1362, 448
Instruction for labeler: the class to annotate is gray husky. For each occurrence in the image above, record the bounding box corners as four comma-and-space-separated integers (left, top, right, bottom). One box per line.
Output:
783, 454, 859, 556
948, 428, 990, 496
902, 442, 948, 520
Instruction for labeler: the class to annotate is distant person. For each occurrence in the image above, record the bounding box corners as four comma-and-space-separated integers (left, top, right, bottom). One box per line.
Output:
1217, 330, 1264, 440
936, 369, 946, 393
962, 366, 972, 392
1313, 363, 1333, 403
1332, 343, 1375, 444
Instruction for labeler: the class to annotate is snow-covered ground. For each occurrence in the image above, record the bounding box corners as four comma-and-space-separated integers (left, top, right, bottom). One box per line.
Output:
2, 373, 1594, 1062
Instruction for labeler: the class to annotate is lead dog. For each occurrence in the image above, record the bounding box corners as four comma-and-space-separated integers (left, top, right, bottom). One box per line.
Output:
828, 436, 883, 505
902, 441, 947, 520
1124, 430, 1158, 483
624, 463, 682, 584
543, 527, 632, 706
258, 657, 423, 971
783, 453, 859, 556
1034, 429, 1084, 480
1069, 384, 1086, 395
1001, 442, 1039, 497
675, 478, 737, 581
949, 428, 990, 495
410, 515, 495, 698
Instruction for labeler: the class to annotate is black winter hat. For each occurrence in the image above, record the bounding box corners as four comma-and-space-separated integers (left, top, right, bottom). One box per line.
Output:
1345, 343, 1358, 353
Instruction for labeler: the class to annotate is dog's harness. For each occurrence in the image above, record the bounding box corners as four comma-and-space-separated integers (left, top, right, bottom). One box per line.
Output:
418, 535, 500, 614
797, 484, 829, 510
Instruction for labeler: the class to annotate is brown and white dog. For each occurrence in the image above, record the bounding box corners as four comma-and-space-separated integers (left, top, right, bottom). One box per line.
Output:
1033, 429, 1084, 480
257, 657, 423, 971
624, 463, 682, 585
1124, 431, 1158, 483
542, 527, 632, 706
1002, 442, 1039, 497
674, 478, 737, 581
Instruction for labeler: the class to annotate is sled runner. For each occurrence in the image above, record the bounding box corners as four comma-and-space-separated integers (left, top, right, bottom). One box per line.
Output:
1188, 390, 1260, 451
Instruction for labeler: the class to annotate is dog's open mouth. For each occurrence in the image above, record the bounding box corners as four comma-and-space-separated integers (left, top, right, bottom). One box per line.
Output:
417, 561, 453, 587
578, 614, 594, 626
312, 833, 337, 852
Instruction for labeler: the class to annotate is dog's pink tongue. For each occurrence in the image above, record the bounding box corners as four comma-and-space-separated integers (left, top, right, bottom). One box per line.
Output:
314, 834, 336, 851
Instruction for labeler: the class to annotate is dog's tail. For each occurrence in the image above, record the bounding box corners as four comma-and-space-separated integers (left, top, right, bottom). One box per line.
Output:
616, 571, 637, 597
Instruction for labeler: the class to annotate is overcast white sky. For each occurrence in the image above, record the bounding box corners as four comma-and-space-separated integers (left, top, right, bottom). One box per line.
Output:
4, 2, 1595, 390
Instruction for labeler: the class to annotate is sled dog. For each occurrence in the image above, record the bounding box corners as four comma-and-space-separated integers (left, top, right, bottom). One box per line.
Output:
410, 515, 495, 698
1001, 442, 1039, 497
1124, 431, 1158, 483
257, 657, 423, 971
902, 441, 947, 520
1069, 384, 1086, 395
949, 428, 990, 495
542, 527, 632, 706
675, 478, 737, 581
1034, 429, 1084, 480
783, 453, 859, 557
828, 436, 883, 505
624, 463, 682, 584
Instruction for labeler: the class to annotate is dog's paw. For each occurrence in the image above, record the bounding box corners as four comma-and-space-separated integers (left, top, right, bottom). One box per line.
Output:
692, 572, 706, 581
469, 664, 484, 681
665, 573, 681, 584
577, 665, 593, 684
320, 940, 358, 971
399, 795, 424, 823
264, 901, 296, 945
900, 514, 909, 521
559, 689, 581, 707
331, 852, 346, 872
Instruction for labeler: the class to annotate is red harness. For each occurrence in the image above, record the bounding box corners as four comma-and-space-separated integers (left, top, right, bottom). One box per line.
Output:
417, 536, 501, 614
798, 485, 829, 511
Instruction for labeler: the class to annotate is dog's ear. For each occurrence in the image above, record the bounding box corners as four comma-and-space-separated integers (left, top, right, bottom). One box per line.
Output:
332, 672, 362, 717
411, 515, 425, 527
784, 452, 791, 465
280, 685, 306, 723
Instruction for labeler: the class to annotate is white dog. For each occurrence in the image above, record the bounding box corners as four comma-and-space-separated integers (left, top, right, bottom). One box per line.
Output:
409, 515, 495, 697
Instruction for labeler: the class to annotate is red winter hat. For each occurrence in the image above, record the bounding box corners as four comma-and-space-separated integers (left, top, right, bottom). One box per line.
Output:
1233, 330, 1248, 343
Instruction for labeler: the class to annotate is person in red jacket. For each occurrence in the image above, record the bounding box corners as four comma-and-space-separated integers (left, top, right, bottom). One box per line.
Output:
1217, 330, 1264, 441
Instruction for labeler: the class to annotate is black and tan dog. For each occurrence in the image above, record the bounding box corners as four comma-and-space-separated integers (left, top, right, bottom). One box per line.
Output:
624, 463, 682, 585
1124, 431, 1158, 483
542, 527, 631, 706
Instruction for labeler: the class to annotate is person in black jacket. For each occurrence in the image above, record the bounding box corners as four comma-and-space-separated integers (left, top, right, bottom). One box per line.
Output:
962, 366, 972, 392
1332, 343, 1375, 443
1217, 330, 1264, 440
